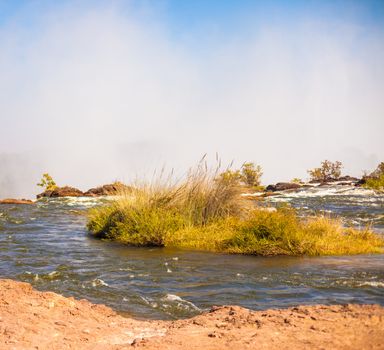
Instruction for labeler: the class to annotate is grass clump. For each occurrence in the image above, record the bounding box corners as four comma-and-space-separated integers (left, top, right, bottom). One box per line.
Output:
87, 162, 384, 256
222, 208, 383, 255
363, 174, 384, 192
88, 161, 249, 246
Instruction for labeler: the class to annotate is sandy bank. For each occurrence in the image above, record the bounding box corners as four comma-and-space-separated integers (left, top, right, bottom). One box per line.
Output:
0, 279, 383, 349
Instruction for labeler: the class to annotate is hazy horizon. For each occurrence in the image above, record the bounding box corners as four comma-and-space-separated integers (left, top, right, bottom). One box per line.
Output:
1, 0, 383, 198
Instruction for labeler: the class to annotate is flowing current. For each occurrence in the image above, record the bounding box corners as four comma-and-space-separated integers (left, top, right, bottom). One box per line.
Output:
0, 185, 383, 320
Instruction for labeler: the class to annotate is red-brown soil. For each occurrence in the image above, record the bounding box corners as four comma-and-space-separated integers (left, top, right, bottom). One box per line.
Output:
0, 279, 383, 349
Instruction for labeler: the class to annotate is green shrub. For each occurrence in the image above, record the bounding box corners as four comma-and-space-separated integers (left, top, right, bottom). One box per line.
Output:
37, 173, 57, 191
362, 162, 384, 192
217, 162, 263, 190
308, 160, 342, 182
240, 162, 263, 188
291, 178, 302, 184
363, 174, 384, 192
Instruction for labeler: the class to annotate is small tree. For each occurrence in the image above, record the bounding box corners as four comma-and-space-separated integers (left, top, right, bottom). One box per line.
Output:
308, 160, 342, 182
217, 162, 263, 189
218, 169, 242, 186
37, 173, 57, 191
240, 162, 263, 187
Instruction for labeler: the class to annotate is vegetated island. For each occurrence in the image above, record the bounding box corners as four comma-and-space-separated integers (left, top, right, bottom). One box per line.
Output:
1, 160, 383, 256
1, 278, 383, 350
87, 160, 384, 256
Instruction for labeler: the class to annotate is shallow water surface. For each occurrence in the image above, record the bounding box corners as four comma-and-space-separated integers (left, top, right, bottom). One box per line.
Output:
0, 193, 383, 320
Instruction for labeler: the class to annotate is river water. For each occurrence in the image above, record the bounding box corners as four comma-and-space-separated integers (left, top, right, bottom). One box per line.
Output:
0, 185, 383, 320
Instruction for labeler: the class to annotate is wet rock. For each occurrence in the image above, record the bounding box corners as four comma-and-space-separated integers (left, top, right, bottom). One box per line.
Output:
266, 183, 301, 192
310, 176, 360, 185
83, 182, 132, 197
337, 176, 360, 182
37, 186, 84, 199
0, 198, 34, 205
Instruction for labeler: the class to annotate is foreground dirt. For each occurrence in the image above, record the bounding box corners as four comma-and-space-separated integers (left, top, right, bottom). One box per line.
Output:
0, 279, 383, 349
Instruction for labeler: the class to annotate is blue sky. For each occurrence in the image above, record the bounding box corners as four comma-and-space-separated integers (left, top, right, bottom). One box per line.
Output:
1, 0, 384, 34
0, 0, 383, 197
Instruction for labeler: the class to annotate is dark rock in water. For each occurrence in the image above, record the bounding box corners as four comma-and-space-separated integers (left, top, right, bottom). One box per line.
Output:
0, 198, 34, 205
84, 183, 132, 197
337, 176, 360, 182
265, 184, 277, 192
37, 186, 84, 199
355, 178, 366, 186
266, 182, 301, 192
310, 176, 360, 185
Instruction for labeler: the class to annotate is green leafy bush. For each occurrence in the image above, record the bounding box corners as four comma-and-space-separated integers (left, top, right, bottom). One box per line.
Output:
37, 173, 57, 191
308, 160, 342, 181
362, 162, 384, 192
240, 162, 263, 188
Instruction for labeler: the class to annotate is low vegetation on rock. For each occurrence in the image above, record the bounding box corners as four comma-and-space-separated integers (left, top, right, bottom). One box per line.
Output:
87, 162, 383, 256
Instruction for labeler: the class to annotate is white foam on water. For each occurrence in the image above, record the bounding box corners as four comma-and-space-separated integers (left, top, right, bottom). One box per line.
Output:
91, 278, 109, 287
139, 296, 158, 308
47, 271, 60, 278
65, 197, 111, 207
241, 192, 265, 197
165, 294, 182, 302
358, 281, 384, 288
39, 196, 119, 208
266, 185, 379, 199
164, 294, 201, 311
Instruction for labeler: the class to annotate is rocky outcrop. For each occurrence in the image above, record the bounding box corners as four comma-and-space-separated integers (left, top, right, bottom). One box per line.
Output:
84, 182, 132, 197
337, 175, 360, 182
37, 186, 84, 199
0, 279, 383, 350
36, 183, 133, 199
266, 182, 302, 192
0, 198, 34, 205
309, 176, 360, 185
